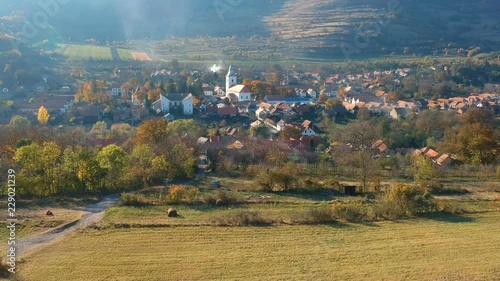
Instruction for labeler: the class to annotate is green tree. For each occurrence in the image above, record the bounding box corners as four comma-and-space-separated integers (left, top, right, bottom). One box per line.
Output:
9, 115, 31, 129
412, 156, 436, 184
129, 144, 156, 186
97, 145, 127, 192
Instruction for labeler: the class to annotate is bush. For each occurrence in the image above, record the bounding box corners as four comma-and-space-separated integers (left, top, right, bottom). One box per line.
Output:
331, 203, 367, 222
120, 193, 150, 206
203, 190, 240, 206
322, 177, 341, 190
437, 200, 467, 214
306, 207, 335, 223
165, 185, 199, 204
375, 184, 437, 219
298, 178, 323, 192
210, 210, 270, 226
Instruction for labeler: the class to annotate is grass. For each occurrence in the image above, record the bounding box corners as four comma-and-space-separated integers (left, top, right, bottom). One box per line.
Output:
62, 44, 113, 60
0, 208, 83, 240
117, 49, 134, 61
15, 212, 500, 281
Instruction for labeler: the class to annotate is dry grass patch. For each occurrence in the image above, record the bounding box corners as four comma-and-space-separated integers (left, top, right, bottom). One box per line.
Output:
16, 212, 500, 281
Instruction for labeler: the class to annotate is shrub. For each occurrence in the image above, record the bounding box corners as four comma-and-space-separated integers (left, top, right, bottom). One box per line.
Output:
331, 203, 367, 222
203, 190, 240, 206
302, 207, 335, 224
375, 184, 437, 219
120, 193, 149, 206
209, 210, 270, 226
322, 177, 341, 190
165, 185, 199, 204
437, 200, 467, 214
298, 178, 323, 192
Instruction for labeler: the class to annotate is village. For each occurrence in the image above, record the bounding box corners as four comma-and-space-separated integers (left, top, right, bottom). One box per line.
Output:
1, 61, 499, 168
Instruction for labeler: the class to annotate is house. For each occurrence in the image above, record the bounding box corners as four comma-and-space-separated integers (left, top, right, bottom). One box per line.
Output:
264, 95, 286, 104
227, 85, 252, 102
300, 120, 318, 136
284, 97, 313, 105
18, 95, 75, 115
307, 89, 317, 99
155, 93, 194, 115
390, 107, 410, 119
197, 136, 244, 151
372, 140, 388, 153
214, 86, 225, 96
218, 106, 238, 117
203, 86, 214, 96
110, 83, 123, 97
414, 147, 453, 167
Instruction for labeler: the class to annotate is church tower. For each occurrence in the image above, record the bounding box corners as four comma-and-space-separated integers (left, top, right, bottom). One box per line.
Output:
226, 65, 237, 92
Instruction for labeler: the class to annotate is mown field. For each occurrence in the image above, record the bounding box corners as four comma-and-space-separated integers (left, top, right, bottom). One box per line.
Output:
62, 44, 113, 61
15, 212, 500, 281
0, 208, 82, 241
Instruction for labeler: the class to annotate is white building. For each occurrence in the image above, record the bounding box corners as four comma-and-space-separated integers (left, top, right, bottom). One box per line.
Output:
226, 65, 237, 91
156, 93, 193, 115
225, 66, 252, 101
227, 85, 252, 102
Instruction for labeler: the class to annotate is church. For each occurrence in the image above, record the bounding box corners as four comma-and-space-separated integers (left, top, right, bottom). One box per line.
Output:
225, 66, 252, 102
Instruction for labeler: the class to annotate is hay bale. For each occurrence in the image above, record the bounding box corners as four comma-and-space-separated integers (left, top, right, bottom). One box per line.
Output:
167, 208, 178, 218
215, 199, 225, 206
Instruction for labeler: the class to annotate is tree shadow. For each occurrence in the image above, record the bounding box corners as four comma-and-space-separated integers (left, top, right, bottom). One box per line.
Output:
420, 212, 475, 223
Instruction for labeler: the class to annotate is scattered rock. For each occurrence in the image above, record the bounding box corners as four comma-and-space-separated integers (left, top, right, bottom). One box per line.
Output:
167, 208, 178, 218
46, 210, 54, 216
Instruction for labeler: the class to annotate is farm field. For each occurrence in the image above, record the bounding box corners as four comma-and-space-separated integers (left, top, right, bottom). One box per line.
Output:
62, 44, 113, 60
16, 212, 500, 281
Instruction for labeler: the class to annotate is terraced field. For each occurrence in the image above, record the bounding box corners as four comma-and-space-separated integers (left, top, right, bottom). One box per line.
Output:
17, 212, 500, 281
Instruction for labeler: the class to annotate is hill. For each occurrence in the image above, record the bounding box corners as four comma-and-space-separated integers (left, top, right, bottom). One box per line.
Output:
1, 0, 499, 59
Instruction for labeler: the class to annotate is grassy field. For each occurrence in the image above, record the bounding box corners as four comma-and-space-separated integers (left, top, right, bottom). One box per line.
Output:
0, 208, 82, 241
15, 212, 500, 281
117, 49, 134, 61
62, 44, 113, 60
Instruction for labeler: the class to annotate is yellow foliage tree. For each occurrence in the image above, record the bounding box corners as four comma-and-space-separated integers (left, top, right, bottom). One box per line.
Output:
37, 106, 50, 125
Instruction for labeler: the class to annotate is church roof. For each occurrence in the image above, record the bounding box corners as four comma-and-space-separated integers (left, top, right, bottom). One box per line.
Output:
228, 85, 251, 94
227, 65, 236, 76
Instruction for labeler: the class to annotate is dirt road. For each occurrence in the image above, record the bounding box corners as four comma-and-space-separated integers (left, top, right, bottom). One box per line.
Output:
16, 194, 120, 257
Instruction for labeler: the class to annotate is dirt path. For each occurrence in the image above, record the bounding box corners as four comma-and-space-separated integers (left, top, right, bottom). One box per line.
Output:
16, 194, 120, 257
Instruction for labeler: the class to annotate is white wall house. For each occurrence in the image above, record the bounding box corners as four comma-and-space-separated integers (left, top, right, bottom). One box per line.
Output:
227, 85, 252, 102
158, 93, 194, 115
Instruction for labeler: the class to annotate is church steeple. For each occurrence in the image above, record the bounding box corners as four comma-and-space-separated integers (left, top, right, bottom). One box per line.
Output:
226, 65, 237, 92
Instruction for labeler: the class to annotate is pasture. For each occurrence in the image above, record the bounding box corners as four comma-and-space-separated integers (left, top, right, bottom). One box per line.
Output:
16, 212, 500, 281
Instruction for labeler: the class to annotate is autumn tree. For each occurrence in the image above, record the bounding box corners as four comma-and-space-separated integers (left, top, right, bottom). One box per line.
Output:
279, 125, 301, 140
135, 118, 169, 145
441, 108, 499, 164
37, 106, 50, 125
